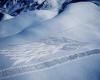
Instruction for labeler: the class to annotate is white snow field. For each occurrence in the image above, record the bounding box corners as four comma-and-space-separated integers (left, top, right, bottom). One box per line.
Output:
0, 2, 100, 80
0, 9, 58, 38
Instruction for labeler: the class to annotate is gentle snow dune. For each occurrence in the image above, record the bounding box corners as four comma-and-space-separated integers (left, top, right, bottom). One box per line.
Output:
0, 2, 100, 46
0, 2, 100, 80
15, 3, 100, 44
0, 10, 57, 38
59, 2, 100, 45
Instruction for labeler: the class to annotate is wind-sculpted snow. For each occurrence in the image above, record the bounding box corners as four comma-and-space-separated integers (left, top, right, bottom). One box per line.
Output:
0, 48, 100, 79
0, 10, 58, 38
0, 41, 63, 65
0, 2, 100, 80
0, 37, 86, 65
0, 2, 100, 44
0, 36, 99, 79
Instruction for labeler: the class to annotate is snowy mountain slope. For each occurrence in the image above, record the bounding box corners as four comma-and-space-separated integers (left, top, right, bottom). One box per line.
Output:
0, 2, 100, 65
0, 0, 67, 16
0, 48, 100, 80
0, 2, 100, 80
60, 2, 100, 45
0, 37, 85, 65
0, 9, 58, 38
0, 2, 99, 45
0, 0, 100, 17
24, 2, 100, 45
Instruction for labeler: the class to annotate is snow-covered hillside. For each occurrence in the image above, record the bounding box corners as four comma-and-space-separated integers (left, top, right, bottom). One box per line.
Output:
0, 9, 58, 38
0, 0, 100, 17
0, 1, 100, 80
0, 2, 99, 45
0, 0, 67, 16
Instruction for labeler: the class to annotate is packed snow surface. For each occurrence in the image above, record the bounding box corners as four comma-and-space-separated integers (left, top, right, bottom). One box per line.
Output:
0, 2, 100, 80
